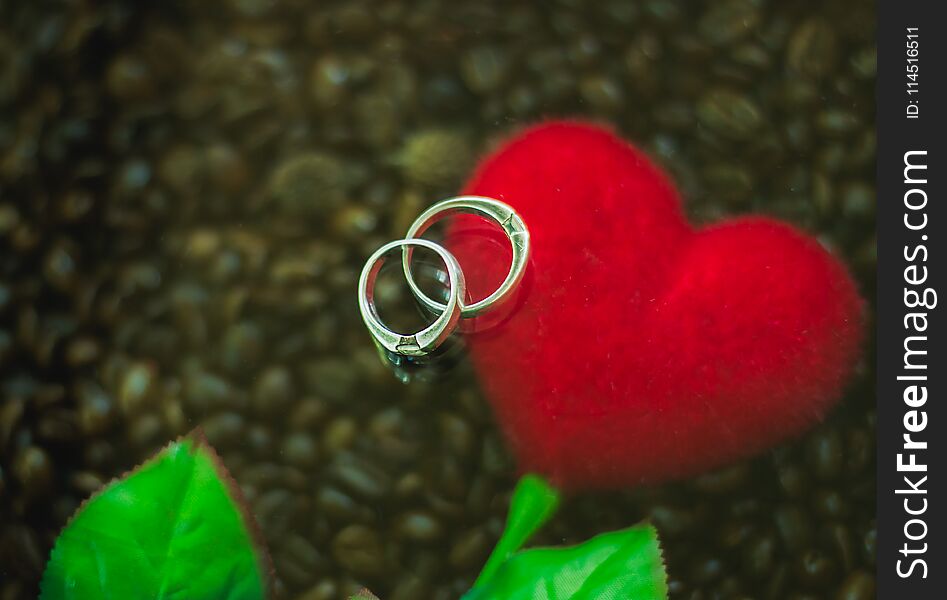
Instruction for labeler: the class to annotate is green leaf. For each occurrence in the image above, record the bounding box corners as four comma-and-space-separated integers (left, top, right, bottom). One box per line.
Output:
475, 474, 561, 588
465, 474, 666, 600
463, 523, 667, 600
40, 430, 272, 600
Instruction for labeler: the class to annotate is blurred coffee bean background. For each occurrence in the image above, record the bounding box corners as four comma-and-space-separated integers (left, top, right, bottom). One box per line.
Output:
1, 0, 874, 598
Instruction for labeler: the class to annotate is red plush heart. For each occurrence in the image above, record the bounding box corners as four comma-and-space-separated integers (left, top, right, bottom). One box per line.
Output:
448, 122, 864, 490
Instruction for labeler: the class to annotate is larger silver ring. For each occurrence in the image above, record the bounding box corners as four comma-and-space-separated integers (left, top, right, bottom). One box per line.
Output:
402, 195, 530, 318
358, 238, 465, 356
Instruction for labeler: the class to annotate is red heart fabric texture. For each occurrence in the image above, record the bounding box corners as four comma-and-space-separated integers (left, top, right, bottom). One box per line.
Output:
447, 122, 864, 490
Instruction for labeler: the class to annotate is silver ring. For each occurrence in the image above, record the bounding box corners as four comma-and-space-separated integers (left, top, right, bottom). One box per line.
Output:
402, 195, 530, 318
358, 238, 465, 356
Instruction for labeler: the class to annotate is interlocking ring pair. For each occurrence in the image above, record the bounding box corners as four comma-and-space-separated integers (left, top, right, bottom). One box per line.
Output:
358, 196, 530, 362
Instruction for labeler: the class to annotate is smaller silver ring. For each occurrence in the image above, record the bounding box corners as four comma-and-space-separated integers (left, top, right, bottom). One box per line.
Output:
402, 195, 530, 318
358, 238, 465, 356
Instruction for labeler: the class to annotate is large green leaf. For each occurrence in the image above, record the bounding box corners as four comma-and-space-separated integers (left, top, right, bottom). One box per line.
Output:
465, 474, 667, 600
463, 523, 667, 600
40, 430, 272, 600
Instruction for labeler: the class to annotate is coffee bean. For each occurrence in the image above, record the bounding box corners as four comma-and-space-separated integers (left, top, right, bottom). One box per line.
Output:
281, 432, 319, 469
394, 511, 444, 543
329, 455, 392, 500
448, 528, 490, 570
332, 525, 387, 577
787, 19, 838, 79
806, 430, 844, 481
689, 554, 725, 585
835, 571, 874, 600
201, 412, 245, 450
316, 486, 373, 523
742, 532, 777, 579
76, 380, 117, 435
253, 366, 295, 419
389, 574, 431, 600
460, 46, 510, 94
795, 548, 837, 589
14, 446, 53, 498
298, 580, 337, 600
813, 489, 849, 519
774, 504, 812, 552
778, 464, 810, 497
697, 88, 763, 140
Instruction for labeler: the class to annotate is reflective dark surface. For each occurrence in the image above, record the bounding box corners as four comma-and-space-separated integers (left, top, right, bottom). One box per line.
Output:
1, 1, 875, 598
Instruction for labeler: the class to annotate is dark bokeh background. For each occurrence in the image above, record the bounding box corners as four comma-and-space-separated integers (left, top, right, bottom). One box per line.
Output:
1, 1, 875, 598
